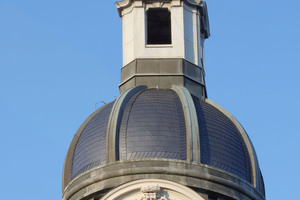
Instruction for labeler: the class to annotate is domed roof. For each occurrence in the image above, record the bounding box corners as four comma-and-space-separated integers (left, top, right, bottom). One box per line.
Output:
119, 89, 187, 160
71, 102, 114, 179
63, 86, 265, 198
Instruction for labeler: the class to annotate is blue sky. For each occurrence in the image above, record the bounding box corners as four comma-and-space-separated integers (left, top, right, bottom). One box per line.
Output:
0, 1, 299, 199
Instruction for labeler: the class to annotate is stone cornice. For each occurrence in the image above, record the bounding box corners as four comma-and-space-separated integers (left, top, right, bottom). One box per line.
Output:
115, 0, 134, 17
62, 160, 265, 200
115, 0, 206, 17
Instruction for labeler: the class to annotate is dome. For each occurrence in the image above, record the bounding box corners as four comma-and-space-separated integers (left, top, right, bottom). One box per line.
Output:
61, 2, 266, 200
62, 86, 265, 200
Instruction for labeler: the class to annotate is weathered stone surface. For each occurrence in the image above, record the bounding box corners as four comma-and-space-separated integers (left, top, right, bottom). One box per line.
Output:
62, 160, 264, 200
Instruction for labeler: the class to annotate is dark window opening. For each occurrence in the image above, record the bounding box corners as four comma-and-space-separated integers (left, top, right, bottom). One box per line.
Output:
147, 8, 171, 45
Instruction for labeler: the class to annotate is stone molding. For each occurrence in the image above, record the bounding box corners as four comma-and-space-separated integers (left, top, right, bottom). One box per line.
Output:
172, 85, 200, 163
62, 160, 265, 200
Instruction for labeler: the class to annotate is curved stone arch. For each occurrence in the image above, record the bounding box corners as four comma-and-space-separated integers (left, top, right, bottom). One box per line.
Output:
172, 85, 200, 163
101, 179, 205, 200
62, 102, 115, 191
205, 99, 257, 187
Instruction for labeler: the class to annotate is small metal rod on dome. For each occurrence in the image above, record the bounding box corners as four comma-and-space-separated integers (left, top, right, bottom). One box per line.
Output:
95, 101, 106, 110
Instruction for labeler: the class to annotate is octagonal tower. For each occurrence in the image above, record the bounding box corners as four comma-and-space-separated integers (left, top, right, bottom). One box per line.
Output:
62, 1, 265, 200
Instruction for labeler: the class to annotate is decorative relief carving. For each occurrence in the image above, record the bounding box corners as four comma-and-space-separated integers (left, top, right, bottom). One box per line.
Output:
136, 185, 175, 200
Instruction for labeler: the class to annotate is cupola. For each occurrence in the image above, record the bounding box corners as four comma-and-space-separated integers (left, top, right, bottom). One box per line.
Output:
116, 0, 210, 98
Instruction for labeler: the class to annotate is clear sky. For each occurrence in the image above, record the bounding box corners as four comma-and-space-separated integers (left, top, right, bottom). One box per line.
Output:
0, 1, 299, 199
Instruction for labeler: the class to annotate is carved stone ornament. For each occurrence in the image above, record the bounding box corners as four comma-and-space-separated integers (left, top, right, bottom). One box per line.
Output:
136, 185, 175, 200
100, 179, 205, 200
